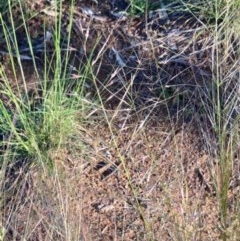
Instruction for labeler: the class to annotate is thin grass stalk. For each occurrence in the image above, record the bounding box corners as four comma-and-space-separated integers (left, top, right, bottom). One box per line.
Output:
17, 0, 39, 78
5, 0, 30, 105
212, 0, 240, 239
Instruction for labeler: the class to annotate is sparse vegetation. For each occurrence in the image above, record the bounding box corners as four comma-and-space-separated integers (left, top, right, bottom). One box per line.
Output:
0, 0, 240, 240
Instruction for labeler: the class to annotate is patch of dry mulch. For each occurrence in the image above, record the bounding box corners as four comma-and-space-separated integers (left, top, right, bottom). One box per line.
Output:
3, 113, 240, 241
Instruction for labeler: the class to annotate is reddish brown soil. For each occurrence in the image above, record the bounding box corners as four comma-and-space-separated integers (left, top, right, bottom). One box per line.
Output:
3, 113, 240, 240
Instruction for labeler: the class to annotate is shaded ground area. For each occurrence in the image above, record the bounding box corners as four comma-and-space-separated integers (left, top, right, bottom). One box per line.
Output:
1, 0, 215, 116
1, 0, 240, 241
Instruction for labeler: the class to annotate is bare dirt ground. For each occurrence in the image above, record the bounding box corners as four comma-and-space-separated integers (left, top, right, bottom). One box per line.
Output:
3, 115, 224, 240
1, 0, 240, 240
3, 112, 240, 240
